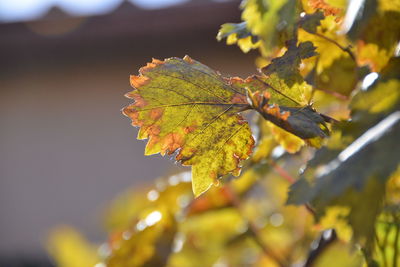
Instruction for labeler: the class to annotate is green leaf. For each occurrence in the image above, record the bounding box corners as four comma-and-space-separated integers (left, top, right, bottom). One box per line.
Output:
123, 56, 255, 197
288, 111, 400, 250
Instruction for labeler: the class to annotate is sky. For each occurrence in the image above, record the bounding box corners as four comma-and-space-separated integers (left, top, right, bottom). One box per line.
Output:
0, 0, 190, 22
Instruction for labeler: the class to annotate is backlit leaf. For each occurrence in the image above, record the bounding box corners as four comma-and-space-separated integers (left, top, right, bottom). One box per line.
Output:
306, 0, 343, 17
314, 56, 358, 97
217, 22, 260, 53
106, 208, 177, 267
346, 0, 400, 71
47, 226, 99, 267
241, 0, 298, 56
267, 121, 305, 153
123, 56, 255, 197
351, 58, 400, 114
311, 240, 364, 267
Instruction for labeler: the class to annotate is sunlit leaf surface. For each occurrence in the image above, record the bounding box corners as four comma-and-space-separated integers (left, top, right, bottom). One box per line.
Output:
123, 56, 254, 196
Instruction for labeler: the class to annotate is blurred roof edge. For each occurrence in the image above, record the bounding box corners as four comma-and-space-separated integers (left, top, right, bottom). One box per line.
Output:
0, 0, 240, 24
0, 0, 241, 48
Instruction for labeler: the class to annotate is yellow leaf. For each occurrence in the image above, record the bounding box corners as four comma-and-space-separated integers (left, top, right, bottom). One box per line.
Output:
299, 15, 349, 73
318, 207, 353, 242
241, 0, 297, 56
312, 240, 364, 267
217, 22, 260, 53
47, 226, 99, 267
268, 121, 305, 153
351, 79, 400, 114
357, 42, 393, 72
106, 208, 176, 267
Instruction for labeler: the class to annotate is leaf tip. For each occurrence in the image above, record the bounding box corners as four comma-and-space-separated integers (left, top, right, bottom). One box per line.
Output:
192, 178, 213, 198
183, 55, 194, 64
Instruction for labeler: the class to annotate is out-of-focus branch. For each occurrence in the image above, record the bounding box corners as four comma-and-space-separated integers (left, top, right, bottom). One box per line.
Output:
269, 159, 317, 216
225, 185, 288, 267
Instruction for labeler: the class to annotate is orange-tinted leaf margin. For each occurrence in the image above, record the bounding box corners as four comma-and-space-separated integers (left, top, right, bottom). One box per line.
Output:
122, 56, 255, 161
228, 76, 292, 122
308, 0, 342, 17
123, 57, 251, 157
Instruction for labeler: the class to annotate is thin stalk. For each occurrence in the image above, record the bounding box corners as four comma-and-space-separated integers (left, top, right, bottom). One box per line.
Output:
269, 159, 317, 216
393, 219, 399, 267
375, 223, 390, 267
313, 32, 356, 62
269, 159, 296, 184
317, 88, 349, 101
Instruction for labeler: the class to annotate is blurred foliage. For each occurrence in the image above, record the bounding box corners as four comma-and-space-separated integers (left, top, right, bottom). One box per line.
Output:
49, 0, 399, 266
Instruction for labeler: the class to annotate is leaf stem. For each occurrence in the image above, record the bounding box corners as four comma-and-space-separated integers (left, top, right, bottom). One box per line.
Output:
313, 32, 356, 62
269, 159, 295, 183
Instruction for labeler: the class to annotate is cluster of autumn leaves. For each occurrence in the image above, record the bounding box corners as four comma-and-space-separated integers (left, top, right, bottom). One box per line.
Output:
49, 0, 400, 266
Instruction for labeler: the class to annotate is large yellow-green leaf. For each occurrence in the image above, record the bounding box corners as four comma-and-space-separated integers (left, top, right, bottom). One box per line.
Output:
123, 56, 254, 197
